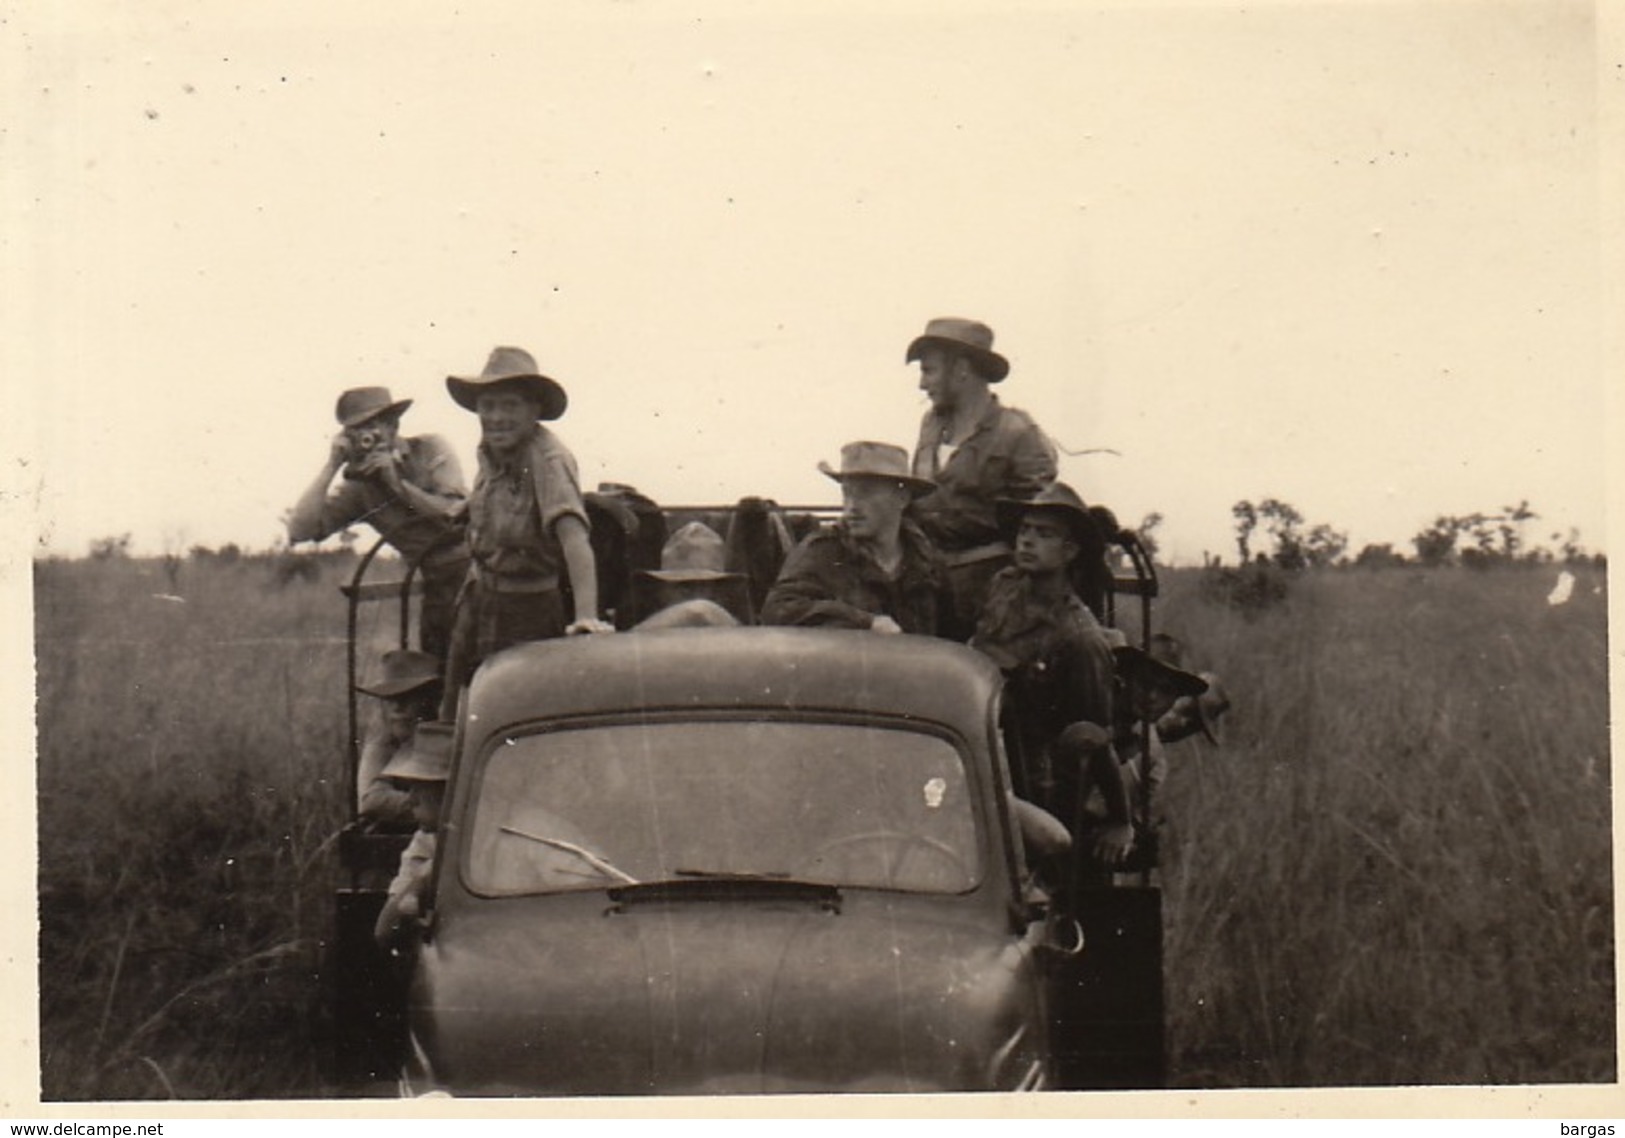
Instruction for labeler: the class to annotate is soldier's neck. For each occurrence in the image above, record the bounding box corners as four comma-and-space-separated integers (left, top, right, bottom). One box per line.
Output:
944, 388, 993, 443
865, 530, 903, 576
1024, 568, 1071, 603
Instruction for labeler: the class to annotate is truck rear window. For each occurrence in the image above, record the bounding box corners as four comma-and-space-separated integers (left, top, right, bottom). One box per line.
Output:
463, 719, 981, 895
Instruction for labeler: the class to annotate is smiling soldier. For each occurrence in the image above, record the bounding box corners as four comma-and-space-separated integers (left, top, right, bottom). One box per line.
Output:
439, 346, 613, 719
762, 441, 946, 636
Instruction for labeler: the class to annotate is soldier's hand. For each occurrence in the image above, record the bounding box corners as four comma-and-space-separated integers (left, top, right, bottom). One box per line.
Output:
328, 433, 351, 469
1091, 823, 1134, 867
870, 615, 903, 635
352, 448, 401, 487
566, 617, 615, 636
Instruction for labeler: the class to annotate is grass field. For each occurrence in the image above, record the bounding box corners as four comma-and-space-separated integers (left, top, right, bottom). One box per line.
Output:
32, 554, 1615, 1098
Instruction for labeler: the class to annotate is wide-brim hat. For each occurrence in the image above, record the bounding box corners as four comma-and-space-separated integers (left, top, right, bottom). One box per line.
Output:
336, 386, 413, 428
382, 721, 454, 782
446, 346, 568, 420
904, 317, 1010, 382
817, 440, 936, 498
638, 521, 741, 583
356, 649, 442, 699
1111, 645, 1211, 702
995, 482, 1101, 547
1113, 644, 1215, 741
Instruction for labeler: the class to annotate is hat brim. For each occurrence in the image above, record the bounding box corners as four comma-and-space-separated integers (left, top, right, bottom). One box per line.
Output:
638, 568, 743, 583
356, 674, 441, 699
339, 398, 414, 428
904, 335, 1010, 382
995, 497, 1100, 546
446, 373, 568, 420
1111, 645, 1211, 701
380, 752, 450, 782
817, 460, 936, 499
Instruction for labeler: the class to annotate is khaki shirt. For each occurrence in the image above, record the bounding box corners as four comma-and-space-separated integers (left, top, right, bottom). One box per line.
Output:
911, 398, 1057, 552
466, 425, 589, 591
971, 568, 1116, 788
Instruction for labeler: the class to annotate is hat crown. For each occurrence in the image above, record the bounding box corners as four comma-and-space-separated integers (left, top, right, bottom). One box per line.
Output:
920, 317, 996, 354
372, 649, 441, 691
335, 386, 406, 427
479, 345, 542, 382
660, 522, 728, 575
833, 440, 913, 481
1023, 481, 1090, 515
996, 481, 1099, 544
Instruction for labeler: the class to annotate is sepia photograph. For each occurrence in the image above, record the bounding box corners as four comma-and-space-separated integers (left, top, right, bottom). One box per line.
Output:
4, 0, 1619, 1119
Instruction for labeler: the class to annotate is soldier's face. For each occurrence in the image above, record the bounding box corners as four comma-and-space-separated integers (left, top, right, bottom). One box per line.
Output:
1014, 514, 1078, 575
383, 689, 438, 742
476, 388, 539, 452
842, 478, 910, 543
917, 349, 965, 414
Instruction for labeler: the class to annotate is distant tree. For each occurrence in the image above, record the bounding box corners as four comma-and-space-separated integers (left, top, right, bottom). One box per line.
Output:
1354, 543, 1406, 569
1233, 497, 1345, 570
1497, 500, 1537, 559
1232, 500, 1258, 564
1303, 522, 1348, 568
89, 533, 132, 560
1412, 516, 1465, 567
1136, 512, 1163, 560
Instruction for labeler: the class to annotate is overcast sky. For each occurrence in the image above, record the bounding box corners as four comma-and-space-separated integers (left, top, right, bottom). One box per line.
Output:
4, 0, 1614, 566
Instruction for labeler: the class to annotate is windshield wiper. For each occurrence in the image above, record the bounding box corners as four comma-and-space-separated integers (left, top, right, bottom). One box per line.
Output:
498, 825, 639, 884
606, 875, 841, 913
673, 867, 791, 880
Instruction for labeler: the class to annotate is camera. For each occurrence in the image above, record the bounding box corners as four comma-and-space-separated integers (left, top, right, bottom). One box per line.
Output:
342, 426, 392, 480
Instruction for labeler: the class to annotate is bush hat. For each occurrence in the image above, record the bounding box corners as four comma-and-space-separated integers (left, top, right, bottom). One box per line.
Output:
817, 441, 936, 498
356, 649, 443, 699
446, 346, 568, 421
336, 386, 413, 428
904, 317, 1010, 382
382, 721, 454, 783
1111, 644, 1210, 703
639, 522, 740, 583
995, 482, 1100, 547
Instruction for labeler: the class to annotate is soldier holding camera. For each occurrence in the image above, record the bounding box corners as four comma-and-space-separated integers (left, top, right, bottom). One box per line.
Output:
287, 386, 470, 661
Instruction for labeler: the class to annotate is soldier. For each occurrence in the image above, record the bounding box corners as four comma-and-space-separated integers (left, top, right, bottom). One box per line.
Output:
629, 521, 754, 626
763, 441, 946, 635
439, 346, 612, 719
969, 482, 1133, 870
372, 723, 453, 952
287, 386, 469, 661
354, 649, 443, 829
907, 317, 1058, 640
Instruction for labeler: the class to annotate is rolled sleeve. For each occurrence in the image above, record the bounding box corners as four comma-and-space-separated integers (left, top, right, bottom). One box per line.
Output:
531, 448, 589, 537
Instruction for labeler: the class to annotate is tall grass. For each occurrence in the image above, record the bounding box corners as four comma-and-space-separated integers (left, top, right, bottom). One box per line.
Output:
1147, 564, 1614, 1086
36, 556, 359, 1099
34, 556, 1614, 1096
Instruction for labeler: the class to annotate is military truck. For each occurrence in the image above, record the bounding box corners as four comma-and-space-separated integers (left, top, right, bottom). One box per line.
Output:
326, 499, 1166, 1094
